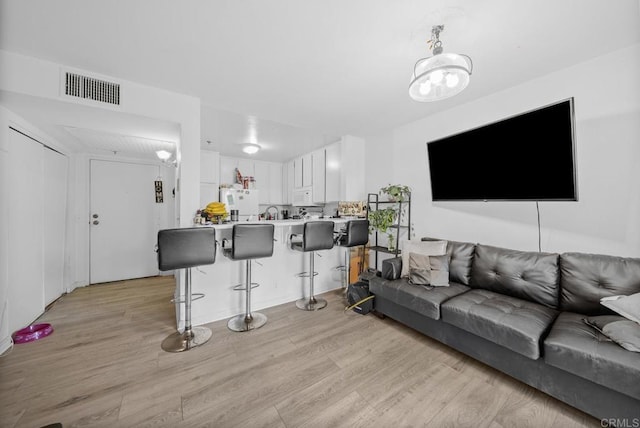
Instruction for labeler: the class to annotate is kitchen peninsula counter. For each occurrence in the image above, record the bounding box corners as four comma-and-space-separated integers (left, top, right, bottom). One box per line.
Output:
175, 218, 354, 330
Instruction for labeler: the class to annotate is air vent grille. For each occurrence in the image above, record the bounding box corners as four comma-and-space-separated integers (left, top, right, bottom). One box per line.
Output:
64, 72, 120, 105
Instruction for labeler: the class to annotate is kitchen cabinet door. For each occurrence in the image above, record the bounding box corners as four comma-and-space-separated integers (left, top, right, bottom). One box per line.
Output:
253, 160, 270, 204
237, 159, 255, 180
302, 154, 312, 187
312, 149, 325, 204
286, 161, 295, 203
219, 156, 238, 186
341, 135, 365, 201
269, 162, 283, 204
325, 141, 341, 202
294, 157, 303, 189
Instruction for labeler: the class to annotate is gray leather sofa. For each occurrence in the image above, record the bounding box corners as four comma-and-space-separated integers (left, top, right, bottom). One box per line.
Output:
369, 238, 640, 421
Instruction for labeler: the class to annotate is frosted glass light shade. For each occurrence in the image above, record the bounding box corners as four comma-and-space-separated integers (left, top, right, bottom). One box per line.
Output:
242, 143, 260, 154
156, 150, 172, 160
409, 53, 472, 102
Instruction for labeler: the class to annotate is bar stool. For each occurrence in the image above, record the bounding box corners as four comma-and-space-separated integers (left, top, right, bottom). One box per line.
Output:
222, 223, 275, 332
290, 221, 335, 311
334, 219, 370, 288
157, 227, 216, 352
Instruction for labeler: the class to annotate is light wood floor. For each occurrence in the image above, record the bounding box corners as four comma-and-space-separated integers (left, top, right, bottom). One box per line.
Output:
0, 276, 599, 428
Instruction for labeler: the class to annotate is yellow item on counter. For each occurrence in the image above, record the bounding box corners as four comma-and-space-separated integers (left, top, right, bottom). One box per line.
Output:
204, 201, 228, 218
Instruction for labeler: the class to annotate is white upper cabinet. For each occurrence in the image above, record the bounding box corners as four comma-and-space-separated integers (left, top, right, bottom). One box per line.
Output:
340, 135, 365, 201
269, 162, 284, 204
302, 153, 312, 188
253, 160, 270, 204
285, 160, 295, 204
219, 155, 238, 186
237, 158, 255, 180
293, 157, 303, 189
312, 148, 325, 204
325, 141, 341, 202
222, 156, 284, 204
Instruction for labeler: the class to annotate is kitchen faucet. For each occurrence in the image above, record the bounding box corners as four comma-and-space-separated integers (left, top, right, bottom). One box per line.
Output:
264, 205, 279, 220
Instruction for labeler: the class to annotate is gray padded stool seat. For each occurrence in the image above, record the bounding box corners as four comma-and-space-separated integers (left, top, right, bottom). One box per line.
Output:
334, 219, 369, 287
157, 227, 216, 352
290, 221, 335, 311
223, 224, 275, 332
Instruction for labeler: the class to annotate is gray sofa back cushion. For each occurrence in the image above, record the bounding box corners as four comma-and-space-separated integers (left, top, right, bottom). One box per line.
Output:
422, 237, 475, 286
559, 252, 640, 315
470, 244, 560, 309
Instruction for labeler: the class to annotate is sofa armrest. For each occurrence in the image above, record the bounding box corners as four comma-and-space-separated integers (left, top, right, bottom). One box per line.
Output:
382, 257, 403, 280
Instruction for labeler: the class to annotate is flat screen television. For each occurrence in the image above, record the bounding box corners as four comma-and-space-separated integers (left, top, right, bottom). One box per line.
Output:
426, 98, 577, 201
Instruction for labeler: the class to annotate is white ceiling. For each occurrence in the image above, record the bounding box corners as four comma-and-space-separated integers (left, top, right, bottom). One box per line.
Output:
1, 0, 639, 162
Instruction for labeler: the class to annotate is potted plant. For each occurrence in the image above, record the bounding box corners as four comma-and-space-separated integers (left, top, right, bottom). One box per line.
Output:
368, 207, 398, 251
380, 184, 411, 202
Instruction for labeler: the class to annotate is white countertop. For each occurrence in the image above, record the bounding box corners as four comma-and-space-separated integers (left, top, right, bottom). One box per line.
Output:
200, 217, 351, 230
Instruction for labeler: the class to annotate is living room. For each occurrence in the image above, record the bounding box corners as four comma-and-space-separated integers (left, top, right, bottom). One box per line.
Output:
0, 1, 639, 426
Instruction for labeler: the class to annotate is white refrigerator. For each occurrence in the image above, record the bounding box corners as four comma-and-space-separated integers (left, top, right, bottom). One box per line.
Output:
220, 189, 260, 220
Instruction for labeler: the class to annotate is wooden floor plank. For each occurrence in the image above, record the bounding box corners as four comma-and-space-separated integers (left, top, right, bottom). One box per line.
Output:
0, 276, 600, 427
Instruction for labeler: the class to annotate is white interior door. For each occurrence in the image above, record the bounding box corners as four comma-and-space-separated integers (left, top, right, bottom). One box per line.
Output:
43, 147, 68, 305
90, 160, 160, 284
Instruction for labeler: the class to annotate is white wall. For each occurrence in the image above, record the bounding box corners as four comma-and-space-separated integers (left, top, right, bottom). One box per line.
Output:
0, 50, 200, 336
365, 43, 640, 257
0, 49, 200, 228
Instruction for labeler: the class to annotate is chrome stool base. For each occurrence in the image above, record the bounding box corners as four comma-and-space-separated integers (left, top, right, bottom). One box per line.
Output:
161, 326, 212, 352
296, 297, 328, 311
227, 312, 267, 332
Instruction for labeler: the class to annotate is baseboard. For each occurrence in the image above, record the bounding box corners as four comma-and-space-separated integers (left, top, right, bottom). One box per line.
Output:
0, 335, 12, 356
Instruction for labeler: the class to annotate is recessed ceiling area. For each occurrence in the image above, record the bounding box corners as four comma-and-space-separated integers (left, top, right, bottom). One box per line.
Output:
0, 90, 180, 161
200, 105, 338, 162
1, 0, 639, 162
63, 127, 176, 160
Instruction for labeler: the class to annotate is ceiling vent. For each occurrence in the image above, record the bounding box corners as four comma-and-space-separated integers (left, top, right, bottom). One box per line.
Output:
64, 72, 120, 105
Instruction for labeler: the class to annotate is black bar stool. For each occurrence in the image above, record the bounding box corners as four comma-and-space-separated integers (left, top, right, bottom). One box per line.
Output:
334, 219, 370, 287
290, 221, 335, 311
157, 227, 216, 352
222, 224, 275, 332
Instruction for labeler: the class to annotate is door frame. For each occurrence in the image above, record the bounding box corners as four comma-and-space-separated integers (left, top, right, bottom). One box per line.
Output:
86, 155, 177, 284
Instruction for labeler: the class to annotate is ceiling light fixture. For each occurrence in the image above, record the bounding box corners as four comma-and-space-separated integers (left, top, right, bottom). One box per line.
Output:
242, 143, 261, 154
156, 150, 172, 161
409, 25, 473, 102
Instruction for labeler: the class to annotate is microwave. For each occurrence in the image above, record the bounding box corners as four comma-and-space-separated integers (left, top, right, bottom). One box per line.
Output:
292, 187, 318, 206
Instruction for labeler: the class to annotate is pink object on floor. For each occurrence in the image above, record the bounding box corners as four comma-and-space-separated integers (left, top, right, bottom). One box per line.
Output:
12, 323, 54, 344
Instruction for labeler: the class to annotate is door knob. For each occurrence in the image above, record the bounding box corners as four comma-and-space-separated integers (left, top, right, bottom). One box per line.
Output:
92, 214, 99, 218
93, 220, 99, 225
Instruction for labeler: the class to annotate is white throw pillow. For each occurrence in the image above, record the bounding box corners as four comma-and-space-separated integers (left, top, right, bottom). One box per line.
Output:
601, 292, 640, 324
400, 240, 447, 278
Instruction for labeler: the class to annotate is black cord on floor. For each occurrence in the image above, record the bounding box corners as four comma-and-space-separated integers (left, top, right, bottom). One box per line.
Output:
536, 201, 541, 252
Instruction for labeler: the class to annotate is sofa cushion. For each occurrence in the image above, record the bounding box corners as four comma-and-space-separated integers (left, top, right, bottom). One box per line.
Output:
407, 252, 431, 286
369, 276, 469, 320
441, 289, 558, 359
470, 244, 560, 309
600, 292, 640, 324
544, 312, 640, 400
560, 252, 640, 315
422, 237, 475, 286
400, 240, 447, 277
584, 316, 640, 353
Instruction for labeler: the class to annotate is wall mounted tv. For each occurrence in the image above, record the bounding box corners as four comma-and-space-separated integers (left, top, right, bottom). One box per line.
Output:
426, 98, 577, 201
